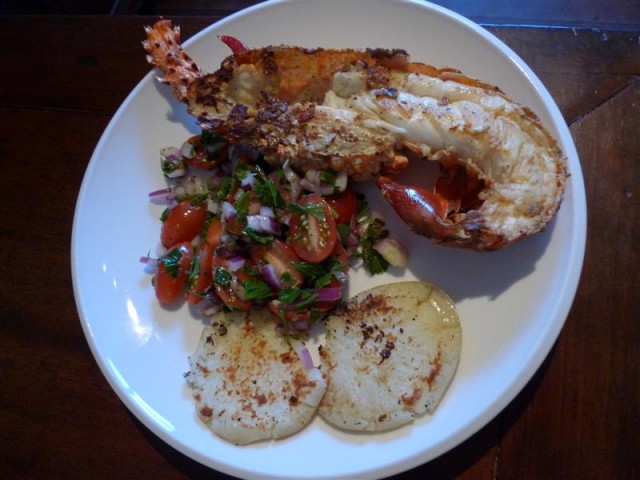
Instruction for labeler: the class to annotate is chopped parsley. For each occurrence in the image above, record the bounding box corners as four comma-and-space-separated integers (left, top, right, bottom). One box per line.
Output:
255, 176, 285, 208
319, 169, 337, 186
213, 266, 232, 286
295, 258, 346, 288
234, 191, 251, 219
201, 129, 220, 145
288, 201, 325, 220
278, 287, 318, 310
244, 228, 274, 245
358, 218, 390, 275
160, 248, 183, 277
215, 177, 233, 202
242, 277, 273, 300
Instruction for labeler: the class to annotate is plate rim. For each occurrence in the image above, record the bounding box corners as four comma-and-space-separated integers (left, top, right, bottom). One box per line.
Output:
71, 1, 587, 478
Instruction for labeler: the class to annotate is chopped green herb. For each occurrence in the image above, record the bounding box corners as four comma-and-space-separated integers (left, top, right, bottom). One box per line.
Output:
357, 218, 390, 275
280, 271, 294, 286
361, 247, 389, 274
174, 192, 209, 205
215, 177, 233, 202
160, 248, 183, 277
213, 266, 231, 286
293, 261, 326, 278
187, 252, 201, 286
161, 159, 185, 177
288, 201, 325, 220
234, 164, 252, 183
200, 129, 219, 145
278, 287, 318, 310
294, 290, 319, 309
278, 286, 302, 304
337, 223, 352, 243
255, 177, 285, 208
242, 278, 273, 300
294, 259, 346, 288
319, 169, 337, 186
234, 191, 251, 219
315, 260, 346, 288
244, 228, 274, 245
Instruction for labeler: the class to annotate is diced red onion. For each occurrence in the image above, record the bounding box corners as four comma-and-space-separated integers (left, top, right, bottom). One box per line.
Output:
283, 161, 302, 201
260, 264, 281, 289
240, 172, 256, 189
301, 170, 348, 194
300, 178, 335, 196
333, 271, 348, 284
215, 235, 238, 258
246, 214, 280, 235
333, 171, 348, 192
357, 210, 384, 235
221, 201, 237, 220
155, 242, 168, 258
314, 287, 342, 303
148, 187, 173, 200
305, 170, 321, 185
227, 256, 245, 272
179, 140, 194, 159
207, 199, 219, 214
290, 339, 315, 369
139, 255, 159, 266
347, 232, 358, 248
200, 302, 222, 317
230, 276, 245, 300
160, 146, 186, 179
259, 205, 275, 218
294, 319, 310, 331
280, 212, 292, 226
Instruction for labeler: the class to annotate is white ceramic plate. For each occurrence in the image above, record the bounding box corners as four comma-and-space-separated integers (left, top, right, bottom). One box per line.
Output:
72, 1, 586, 478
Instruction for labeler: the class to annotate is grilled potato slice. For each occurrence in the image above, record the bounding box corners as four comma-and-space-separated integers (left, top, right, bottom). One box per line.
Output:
319, 281, 461, 432
186, 309, 326, 445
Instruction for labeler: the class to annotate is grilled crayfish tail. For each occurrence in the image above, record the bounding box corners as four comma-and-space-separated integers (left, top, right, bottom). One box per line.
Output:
377, 177, 505, 251
143, 19, 568, 251
143, 19, 202, 102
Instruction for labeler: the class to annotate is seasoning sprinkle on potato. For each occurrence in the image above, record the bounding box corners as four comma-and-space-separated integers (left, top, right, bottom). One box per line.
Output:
318, 281, 461, 432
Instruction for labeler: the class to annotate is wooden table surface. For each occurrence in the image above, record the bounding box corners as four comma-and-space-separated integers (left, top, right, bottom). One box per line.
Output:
1, 5, 639, 480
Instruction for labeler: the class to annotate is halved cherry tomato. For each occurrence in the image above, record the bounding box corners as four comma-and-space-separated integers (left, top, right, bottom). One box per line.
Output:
250, 239, 304, 288
154, 242, 194, 305
205, 218, 224, 247
289, 194, 337, 263
182, 134, 228, 170
325, 186, 358, 225
161, 200, 208, 248
210, 256, 253, 310
187, 243, 214, 304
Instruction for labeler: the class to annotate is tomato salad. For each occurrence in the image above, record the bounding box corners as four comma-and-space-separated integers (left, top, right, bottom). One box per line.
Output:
142, 131, 408, 334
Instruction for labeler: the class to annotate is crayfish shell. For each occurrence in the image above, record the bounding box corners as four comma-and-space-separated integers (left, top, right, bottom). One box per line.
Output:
143, 19, 568, 251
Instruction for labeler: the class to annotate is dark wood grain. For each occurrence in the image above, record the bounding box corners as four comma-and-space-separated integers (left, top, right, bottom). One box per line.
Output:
5, 0, 639, 30
0, 10, 638, 480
